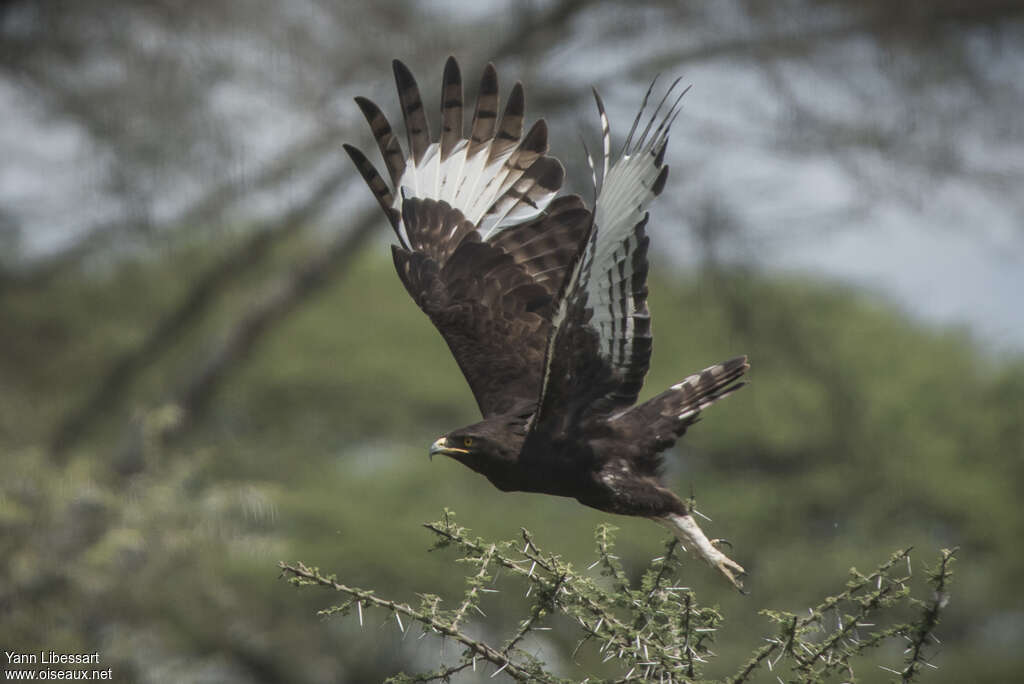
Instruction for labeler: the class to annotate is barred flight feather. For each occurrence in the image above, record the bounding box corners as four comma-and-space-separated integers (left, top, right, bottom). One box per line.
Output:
353, 96, 405, 187
348, 57, 564, 250
439, 57, 462, 161
582, 79, 688, 395
467, 63, 499, 157
535, 78, 686, 422
393, 60, 430, 165
342, 143, 403, 242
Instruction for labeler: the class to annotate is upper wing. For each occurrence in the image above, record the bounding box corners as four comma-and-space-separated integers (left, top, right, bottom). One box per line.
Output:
532, 79, 685, 430
345, 58, 591, 417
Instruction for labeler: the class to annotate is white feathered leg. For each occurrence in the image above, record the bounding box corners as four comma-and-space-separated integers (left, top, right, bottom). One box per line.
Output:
655, 513, 746, 592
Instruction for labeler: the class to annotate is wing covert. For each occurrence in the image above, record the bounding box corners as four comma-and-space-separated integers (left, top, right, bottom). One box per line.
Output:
393, 200, 553, 416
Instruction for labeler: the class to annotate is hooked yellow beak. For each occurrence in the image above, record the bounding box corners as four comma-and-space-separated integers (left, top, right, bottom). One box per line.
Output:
429, 436, 469, 460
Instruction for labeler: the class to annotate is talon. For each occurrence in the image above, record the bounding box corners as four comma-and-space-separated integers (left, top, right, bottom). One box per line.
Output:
716, 556, 747, 593
710, 537, 733, 551
656, 513, 748, 593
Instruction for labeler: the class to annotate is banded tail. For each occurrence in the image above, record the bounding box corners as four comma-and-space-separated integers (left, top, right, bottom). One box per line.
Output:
620, 355, 749, 454
667, 355, 749, 424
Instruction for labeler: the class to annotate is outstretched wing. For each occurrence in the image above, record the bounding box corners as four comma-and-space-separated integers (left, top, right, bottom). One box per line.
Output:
345, 58, 591, 417
532, 79, 685, 430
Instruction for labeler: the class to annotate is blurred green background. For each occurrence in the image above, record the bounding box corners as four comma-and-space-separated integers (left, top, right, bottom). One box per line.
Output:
2, 1, 1022, 682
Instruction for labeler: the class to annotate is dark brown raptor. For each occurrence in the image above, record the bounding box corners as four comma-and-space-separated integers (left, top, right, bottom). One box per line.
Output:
345, 57, 749, 590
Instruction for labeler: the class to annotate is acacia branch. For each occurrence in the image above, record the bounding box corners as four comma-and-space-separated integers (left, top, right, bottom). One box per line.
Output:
450, 543, 496, 633
279, 561, 540, 682
902, 547, 958, 682
426, 519, 637, 643
286, 512, 953, 682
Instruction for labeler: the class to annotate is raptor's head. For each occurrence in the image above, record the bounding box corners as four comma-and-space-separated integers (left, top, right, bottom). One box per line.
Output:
428, 418, 525, 475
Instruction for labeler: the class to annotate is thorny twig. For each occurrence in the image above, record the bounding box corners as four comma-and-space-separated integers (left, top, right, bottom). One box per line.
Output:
282, 511, 955, 683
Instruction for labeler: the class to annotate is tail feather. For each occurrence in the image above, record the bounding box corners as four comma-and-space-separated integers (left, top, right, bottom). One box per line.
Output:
668, 355, 749, 423
618, 355, 749, 458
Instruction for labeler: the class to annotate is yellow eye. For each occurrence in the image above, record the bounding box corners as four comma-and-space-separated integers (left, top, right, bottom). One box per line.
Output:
463, 436, 474, 447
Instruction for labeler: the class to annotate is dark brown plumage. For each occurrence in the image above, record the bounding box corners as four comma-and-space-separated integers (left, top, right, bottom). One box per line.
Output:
345, 57, 749, 589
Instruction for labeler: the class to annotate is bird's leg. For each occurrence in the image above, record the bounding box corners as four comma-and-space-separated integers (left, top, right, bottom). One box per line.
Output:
655, 512, 746, 592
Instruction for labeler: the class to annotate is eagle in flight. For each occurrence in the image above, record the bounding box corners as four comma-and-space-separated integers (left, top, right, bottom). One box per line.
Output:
345, 58, 749, 590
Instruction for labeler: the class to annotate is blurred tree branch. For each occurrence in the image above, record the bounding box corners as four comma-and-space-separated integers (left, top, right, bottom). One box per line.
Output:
106, 203, 380, 468
170, 204, 379, 429
3, 121, 346, 291
49, 163, 354, 457
630, 0, 1024, 77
